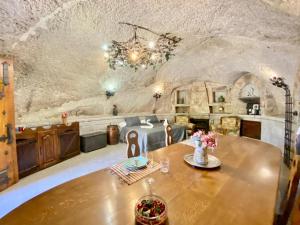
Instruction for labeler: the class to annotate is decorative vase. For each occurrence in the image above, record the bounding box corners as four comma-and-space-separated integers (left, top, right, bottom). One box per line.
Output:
218, 95, 225, 103
62, 117, 68, 126
112, 105, 118, 116
61, 112, 68, 125
193, 140, 208, 165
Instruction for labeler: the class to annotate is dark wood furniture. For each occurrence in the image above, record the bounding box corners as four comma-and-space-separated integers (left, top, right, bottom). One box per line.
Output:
37, 128, 59, 169
1, 136, 281, 225
16, 129, 39, 178
165, 124, 173, 146
126, 130, 140, 158
80, 131, 107, 153
57, 123, 80, 159
240, 120, 261, 140
107, 125, 119, 145
16, 122, 80, 178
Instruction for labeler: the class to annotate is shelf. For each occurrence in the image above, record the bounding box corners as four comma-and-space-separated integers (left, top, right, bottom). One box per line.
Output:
175, 104, 190, 107
209, 112, 232, 115
208, 102, 230, 106
175, 113, 189, 116
239, 97, 260, 103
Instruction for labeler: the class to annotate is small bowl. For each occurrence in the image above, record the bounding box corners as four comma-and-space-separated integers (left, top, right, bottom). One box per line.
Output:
135, 194, 168, 225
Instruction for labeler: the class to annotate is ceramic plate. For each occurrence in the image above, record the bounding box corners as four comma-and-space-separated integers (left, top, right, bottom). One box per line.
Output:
184, 154, 221, 169
124, 156, 148, 171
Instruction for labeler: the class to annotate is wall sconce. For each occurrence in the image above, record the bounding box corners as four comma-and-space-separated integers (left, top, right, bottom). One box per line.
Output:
0, 62, 9, 99
152, 92, 162, 114
153, 92, 162, 101
105, 90, 115, 99
270, 76, 288, 90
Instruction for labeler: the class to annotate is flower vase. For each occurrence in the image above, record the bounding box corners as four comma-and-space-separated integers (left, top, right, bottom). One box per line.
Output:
62, 117, 68, 126
193, 140, 208, 165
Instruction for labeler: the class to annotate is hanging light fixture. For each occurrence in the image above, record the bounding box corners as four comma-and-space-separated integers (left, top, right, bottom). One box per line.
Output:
103, 22, 182, 71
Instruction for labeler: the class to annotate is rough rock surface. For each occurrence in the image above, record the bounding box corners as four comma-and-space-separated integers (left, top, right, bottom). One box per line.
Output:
0, 0, 299, 124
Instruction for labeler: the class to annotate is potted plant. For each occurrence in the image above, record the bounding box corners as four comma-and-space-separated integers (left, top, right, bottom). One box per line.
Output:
218, 95, 225, 103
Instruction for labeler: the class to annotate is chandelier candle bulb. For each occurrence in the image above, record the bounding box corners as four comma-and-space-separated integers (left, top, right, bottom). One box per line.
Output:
104, 52, 109, 58
102, 44, 109, 51
150, 54, 156, 60
130, 52, 138, 61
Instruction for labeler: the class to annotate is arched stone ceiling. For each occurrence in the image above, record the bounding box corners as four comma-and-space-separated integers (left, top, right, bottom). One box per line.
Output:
0, 0, 299, 120
261, 0, 300, 16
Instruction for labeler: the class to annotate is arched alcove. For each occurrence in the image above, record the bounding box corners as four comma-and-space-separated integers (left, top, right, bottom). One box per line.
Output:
231, 72, 285, 116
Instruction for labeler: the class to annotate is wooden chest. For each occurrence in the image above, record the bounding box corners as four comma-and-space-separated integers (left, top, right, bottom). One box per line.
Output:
80, 132, 107, 152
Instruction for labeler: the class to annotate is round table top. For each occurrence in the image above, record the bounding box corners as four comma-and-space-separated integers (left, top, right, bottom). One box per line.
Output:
1, 135, 281, 225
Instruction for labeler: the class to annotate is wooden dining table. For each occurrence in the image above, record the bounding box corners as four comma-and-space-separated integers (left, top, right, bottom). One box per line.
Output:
0, 135, 282, 225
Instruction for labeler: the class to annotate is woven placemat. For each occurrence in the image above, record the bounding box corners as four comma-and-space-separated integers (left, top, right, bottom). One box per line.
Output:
110, 160, 161, 185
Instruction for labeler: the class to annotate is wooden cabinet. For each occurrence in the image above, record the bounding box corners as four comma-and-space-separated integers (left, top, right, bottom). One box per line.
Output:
240, 120, 261, 140
16, 130, 39, 178
16, 122, 80, 178
57, 123, 80, 160
38, 129, 59, 169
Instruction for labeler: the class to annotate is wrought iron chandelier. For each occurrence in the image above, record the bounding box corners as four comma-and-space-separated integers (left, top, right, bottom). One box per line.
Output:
103, 22, 182, 71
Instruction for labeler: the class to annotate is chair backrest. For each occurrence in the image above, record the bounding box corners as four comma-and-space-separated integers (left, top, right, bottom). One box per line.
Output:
277, 154, 300, 225
165, 125, 173, 146
175, 115, 189, 125
126, 130, 140, 158
220, 116, 240, 129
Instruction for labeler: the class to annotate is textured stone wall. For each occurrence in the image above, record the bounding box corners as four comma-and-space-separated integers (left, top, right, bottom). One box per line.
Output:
0, 0, 299, 125
230, 73, 286, 116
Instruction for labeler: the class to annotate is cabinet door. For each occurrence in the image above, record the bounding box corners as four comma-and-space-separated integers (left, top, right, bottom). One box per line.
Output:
38, 130, 59, 169
241, 120, 261, 140
0, 58, 18, 191
59, 130, 80, 160
16, 138, 39, 178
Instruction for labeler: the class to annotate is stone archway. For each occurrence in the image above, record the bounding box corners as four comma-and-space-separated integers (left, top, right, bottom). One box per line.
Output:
231, 72, 265, 115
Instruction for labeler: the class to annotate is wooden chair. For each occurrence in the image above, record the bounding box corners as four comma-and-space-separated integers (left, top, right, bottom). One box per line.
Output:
175, 115, 195, 136
274, 154, 300, 225
165, 125, 173, 146
215, 116, 241, 136
126, 130, 140, 158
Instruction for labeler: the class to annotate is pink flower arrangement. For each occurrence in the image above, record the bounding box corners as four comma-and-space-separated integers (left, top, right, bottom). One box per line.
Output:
201, 132, 217, 149
192, 130, 217, 149
192, 130, 203, 139
61, 112, 68, 118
